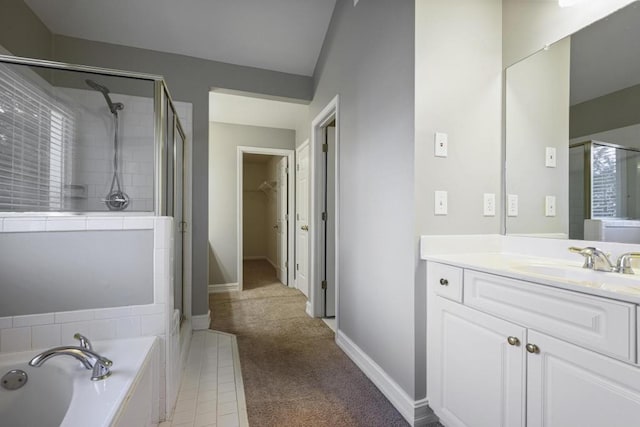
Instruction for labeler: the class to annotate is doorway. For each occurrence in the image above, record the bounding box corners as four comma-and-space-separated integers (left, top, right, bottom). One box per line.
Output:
237, 146, 295, 291
307, 95, 339, 322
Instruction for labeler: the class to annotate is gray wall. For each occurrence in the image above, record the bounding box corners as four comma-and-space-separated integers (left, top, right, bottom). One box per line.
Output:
0, 0, 52, 61
0, 2, 313, 317
0, 230, 153, 316
209, 123, 295, 285
311, 0, 417, 397
570, 83, 640, 139
506, 38, 570, 236
503, 0, 635, 67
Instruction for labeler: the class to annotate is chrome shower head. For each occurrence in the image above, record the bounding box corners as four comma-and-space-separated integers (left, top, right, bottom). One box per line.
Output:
85, 79, 124, 115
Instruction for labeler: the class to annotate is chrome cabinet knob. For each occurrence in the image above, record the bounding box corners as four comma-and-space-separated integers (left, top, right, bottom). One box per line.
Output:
526, 343, 540, 354
439, 278, 449, 286
507, 336, 520, 346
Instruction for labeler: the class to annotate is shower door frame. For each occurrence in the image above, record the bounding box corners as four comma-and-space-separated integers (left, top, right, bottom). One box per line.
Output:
0, 54, 193, 322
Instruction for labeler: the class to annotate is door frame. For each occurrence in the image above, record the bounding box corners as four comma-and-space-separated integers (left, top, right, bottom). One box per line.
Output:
237, 146, 295, 291
308, 95, 340, 323
294, 139, 310, 296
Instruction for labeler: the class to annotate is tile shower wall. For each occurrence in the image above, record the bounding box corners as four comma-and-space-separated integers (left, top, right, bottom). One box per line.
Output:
59, 88, 192, 212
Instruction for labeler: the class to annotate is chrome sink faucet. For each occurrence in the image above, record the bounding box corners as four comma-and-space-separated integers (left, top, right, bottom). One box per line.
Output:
569, 246, 615, 272
570, 247, 640, 274
29, 334, 112, 381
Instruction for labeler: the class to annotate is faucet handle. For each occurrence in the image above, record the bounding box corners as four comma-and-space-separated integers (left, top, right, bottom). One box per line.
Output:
73, 333, 93, 351
616, 252, 640, 274
569, 246, 596, 269
91, 358, 112, 381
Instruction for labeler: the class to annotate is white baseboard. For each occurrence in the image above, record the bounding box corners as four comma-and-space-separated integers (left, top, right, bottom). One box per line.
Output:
335, 331, 437, 426
305, 301, 313, 317
192, 310, 211, 331
208, 283, 239, 293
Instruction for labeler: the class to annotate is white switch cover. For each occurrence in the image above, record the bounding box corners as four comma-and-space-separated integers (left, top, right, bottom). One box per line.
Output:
507, 194, 519, 217
545, 147, 557, 168
435, 191, 448, 215
545, 195, 556, 217
483, 193, 496, 216
434, 132, 448, 157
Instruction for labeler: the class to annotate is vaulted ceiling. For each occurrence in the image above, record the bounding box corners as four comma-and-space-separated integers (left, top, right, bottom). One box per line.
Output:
24, 0, 337, 76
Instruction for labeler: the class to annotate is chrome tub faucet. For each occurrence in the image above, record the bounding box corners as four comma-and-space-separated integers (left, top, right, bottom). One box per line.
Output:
28, 333, 112, 381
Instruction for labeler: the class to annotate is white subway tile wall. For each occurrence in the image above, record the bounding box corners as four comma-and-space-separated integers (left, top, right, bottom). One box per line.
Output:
58, 88, 192, 213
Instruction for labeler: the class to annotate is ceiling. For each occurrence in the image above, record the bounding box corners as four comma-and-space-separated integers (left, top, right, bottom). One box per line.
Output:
24, 0, 336, 76
209, 91, 307, 130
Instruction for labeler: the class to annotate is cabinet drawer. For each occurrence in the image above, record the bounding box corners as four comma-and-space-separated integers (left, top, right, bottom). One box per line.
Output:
464, 270, 636, 362
428, 262, 463, 302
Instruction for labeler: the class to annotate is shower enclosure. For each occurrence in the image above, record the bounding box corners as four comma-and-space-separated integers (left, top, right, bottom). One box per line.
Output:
0, 54, 188, 318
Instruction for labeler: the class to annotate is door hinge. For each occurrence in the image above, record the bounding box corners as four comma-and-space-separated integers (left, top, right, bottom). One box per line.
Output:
321, 212, 327, 221
322, 143, 328, 153
285, 214, 289, 221
285, 261, 288, 269
178, 221, 188, 233
285, 167, 289, 174
321, 280, 327, 290
296, 263, 299, 271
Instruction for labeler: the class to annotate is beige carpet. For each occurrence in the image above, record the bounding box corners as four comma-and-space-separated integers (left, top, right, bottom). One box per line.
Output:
210, 260, 419, 427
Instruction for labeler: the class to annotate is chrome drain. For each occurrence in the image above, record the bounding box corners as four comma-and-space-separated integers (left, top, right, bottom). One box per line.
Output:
1, 370, 28, 390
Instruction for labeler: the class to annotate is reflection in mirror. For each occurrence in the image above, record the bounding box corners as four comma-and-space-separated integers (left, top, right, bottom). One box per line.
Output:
505, 1, 640, 243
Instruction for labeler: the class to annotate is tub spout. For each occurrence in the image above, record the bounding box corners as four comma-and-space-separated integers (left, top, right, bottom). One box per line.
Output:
29, 347, 113, 381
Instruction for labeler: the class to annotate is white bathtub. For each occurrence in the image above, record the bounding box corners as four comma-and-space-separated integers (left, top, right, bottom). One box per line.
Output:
0, 336, 158, 427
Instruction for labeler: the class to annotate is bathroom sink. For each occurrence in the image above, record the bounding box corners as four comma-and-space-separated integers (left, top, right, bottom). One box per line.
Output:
511, 263, 640, 291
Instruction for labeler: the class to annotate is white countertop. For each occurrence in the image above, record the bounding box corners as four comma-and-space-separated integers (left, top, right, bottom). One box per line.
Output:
421, 235, 640, 305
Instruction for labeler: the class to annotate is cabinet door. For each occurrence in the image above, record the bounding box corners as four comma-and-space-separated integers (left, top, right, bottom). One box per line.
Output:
527, 330, 640, 427
428, 297, 526, 427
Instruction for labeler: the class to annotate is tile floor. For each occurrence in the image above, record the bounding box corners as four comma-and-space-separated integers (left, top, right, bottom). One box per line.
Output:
160, 330, 248, 427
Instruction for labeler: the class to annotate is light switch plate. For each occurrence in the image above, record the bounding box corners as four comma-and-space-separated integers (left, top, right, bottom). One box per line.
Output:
507, 194, 518, 217
545, 195, 556, 217
434, 132, 448, 157
435, 191, 448, 215
545, 147, 557, 168
483, 193, 496, 216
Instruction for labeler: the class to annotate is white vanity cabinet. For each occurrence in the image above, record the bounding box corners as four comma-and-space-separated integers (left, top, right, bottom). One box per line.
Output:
426, 261, 640, 427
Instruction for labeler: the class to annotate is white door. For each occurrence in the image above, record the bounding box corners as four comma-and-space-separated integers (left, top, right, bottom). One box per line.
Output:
295, 143, 310, 297
428, 297, 526, 427
527, 330, 640, 427
276, 157, 288, 285
323, 125, 336, 317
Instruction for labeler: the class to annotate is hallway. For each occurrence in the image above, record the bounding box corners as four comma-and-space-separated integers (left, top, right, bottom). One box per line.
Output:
209, 259, 409, 427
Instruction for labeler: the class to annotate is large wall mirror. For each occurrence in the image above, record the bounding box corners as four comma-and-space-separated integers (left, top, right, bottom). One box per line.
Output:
505, 0, 640, 244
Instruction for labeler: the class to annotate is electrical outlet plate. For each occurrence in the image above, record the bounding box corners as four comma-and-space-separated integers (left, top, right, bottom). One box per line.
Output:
483, 193, 496, 216
434, 132, 448, 158
545, 147, 557, 168
435, 191, 447, 215
507, 194, 518, 217
545, 195, 556, 217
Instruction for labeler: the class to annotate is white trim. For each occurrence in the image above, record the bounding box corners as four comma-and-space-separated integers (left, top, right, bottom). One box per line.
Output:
208, 283, 239, 293
191, 310, 211, 330
305, 301, 313, 318
237, 146, 295, 291
309, 95, 340, 324
336, 331, 437, 426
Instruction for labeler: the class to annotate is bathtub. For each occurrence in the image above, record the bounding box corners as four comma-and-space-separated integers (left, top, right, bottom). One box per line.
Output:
0, 336, 158, 427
